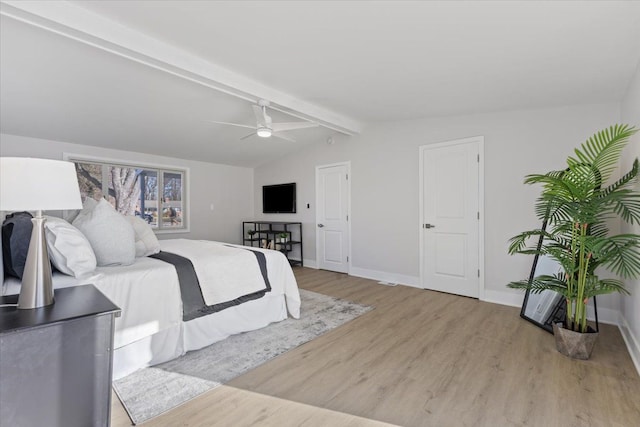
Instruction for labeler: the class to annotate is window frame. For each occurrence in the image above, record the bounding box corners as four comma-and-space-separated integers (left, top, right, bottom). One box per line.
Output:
63, 153, 190, 234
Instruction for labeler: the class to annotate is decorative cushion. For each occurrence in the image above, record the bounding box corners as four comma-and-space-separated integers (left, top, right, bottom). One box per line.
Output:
124, 215, 161, 257
82, 197, 98, 211
72, 199, 136, 266
1, 211, 33, 279
44, 216, 97, 278
62, 196, 97, 224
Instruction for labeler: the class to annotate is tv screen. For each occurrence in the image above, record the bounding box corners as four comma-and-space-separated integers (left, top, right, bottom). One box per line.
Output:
263, 183, 296, 213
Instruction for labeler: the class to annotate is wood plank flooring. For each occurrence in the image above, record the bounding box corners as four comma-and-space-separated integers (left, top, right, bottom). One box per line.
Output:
112, 267, 640, 426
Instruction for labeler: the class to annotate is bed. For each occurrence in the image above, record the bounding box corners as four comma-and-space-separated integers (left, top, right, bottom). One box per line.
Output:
1, 238, 301, 380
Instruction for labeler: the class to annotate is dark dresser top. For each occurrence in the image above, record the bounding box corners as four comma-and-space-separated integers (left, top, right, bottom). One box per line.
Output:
0, 284, 120, 334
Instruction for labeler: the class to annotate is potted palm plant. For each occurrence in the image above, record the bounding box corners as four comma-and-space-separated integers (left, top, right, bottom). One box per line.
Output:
508, 124, 640, 359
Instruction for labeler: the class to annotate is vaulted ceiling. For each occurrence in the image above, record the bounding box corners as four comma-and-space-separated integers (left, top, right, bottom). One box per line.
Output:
1, 1, 639, 167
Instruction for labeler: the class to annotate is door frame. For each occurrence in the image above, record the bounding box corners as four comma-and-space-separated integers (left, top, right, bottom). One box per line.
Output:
418, 136, 485, 299
315, 161, 352, 273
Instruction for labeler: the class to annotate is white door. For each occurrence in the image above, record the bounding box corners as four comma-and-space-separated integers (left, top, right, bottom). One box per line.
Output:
420, 138, 482, 298
316, 163, 350, 273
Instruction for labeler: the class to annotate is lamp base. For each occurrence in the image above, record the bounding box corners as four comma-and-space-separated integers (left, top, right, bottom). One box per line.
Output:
18, 215, 54, 309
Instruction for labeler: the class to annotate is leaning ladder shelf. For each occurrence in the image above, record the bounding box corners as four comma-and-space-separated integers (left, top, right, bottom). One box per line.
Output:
242, 221, 303, 267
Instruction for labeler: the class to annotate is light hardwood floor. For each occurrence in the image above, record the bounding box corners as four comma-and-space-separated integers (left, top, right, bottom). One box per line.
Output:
112, 267, 640, 426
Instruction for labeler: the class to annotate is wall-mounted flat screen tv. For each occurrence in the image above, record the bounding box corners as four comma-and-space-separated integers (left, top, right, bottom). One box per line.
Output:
263, 183, 296, 214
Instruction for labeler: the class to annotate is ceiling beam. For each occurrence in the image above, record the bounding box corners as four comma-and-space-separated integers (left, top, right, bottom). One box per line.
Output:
0, 0, 363, 135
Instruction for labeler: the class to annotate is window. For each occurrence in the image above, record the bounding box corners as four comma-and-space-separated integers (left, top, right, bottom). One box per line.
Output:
67, 156, 187, 232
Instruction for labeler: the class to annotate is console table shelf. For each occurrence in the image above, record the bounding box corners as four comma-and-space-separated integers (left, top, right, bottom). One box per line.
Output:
243, 221, 303, 267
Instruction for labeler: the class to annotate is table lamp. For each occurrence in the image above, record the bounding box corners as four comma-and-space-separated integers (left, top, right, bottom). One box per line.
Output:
0, 157, 82, 309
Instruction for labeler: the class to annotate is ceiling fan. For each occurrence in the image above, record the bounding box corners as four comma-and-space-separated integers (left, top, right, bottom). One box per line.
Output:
207, 99, 318, 142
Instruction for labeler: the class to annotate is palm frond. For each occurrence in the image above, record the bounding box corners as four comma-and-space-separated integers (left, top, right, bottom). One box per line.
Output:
563, 164, 600, 200
524, 170, 566, 185
591, 234, 640, 279
593, 160, 640, 225
586, 221, 609, 238
543, 246, 574, 273
508, 274, 569, 296
609, 191, 640, 225
568, 124, 638, 184
507, 229, 553, 255
585, 278, 630, 298
535, 198, 578, 223
525, 172, 576, 202
599, 158, 639, 199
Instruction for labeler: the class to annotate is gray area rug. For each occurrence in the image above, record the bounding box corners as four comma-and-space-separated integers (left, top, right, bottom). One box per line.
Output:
113, 289, 373, 424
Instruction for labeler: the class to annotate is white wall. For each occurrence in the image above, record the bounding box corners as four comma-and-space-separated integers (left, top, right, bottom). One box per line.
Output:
254, 103, 621, 313
0, 133, 254, 244
620, 62, 640, 370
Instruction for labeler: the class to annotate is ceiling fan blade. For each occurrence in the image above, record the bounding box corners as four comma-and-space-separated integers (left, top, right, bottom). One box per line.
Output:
240, 132, 257, 140
252, 105, 267, 127
206, 120, 256, 130
272, 132, 296, 143
271, 122, 319, 132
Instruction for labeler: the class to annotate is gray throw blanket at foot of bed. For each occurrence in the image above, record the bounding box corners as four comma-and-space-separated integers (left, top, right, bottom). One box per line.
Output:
150, 248, 271, 321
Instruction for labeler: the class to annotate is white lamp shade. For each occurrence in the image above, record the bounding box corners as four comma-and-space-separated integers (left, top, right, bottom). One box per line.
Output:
0, 157, 83, 211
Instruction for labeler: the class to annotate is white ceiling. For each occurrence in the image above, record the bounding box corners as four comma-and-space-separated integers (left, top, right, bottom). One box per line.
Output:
1, 1, 639, 167
0, 15, 334, 167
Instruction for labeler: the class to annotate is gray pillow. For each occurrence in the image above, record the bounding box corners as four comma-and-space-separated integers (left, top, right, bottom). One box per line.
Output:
72, 199, 136, 266
2, 211, 33, 279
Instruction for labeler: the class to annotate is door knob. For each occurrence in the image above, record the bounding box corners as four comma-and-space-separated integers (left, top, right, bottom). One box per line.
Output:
423, 224, 436, 229
318, 224, 324, 228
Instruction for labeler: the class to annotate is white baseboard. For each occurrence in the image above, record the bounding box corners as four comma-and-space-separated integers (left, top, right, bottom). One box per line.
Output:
349, 267, 421, 288
302, 259, 317, 269
481, 289, 524, 308
586, 306, 620, 326
618, 314, 640, 376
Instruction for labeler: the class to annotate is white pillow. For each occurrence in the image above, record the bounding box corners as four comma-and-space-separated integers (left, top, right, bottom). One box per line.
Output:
125, 215, 161, 257
44, 216, 97, 278
72, 199, 136, 266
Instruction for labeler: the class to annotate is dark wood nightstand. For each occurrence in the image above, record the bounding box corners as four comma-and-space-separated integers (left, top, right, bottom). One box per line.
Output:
0, 284, 120, 427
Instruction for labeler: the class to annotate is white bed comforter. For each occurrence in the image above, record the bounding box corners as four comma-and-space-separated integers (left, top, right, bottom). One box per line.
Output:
2, 240, 301, 349
2, 256, 181, 349
159, 239, 268, 306
222, 241, 301, 319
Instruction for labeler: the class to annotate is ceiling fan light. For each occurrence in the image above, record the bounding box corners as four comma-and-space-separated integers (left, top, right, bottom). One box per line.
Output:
257, 127, 272, 138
